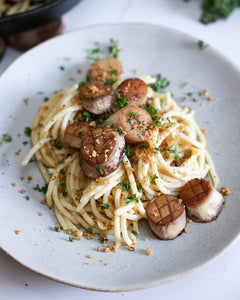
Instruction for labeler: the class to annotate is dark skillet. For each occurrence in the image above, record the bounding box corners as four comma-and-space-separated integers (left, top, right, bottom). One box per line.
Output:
0, 0, 82, 36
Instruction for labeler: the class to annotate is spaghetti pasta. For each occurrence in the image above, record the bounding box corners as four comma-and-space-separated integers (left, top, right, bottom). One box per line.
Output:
22, 76, 219, 246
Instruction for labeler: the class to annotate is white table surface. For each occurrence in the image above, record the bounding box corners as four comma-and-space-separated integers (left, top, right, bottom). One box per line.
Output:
0, 1, 240, 299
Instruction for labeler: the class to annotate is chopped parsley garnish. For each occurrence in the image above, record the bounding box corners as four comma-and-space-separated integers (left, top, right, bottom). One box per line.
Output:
86, 47, 102, 61
181, 82, 189, 88
119, 126, 125, 134
140, 143, 149, 149
86, 74, 91, 82
144, 104, 158, 120
83, 110, 94, 123
109, 38, 121, 58
59, 159, 65, 164
22, 141, 28, 145
25, 195, 30, 200
100, 203, 110, 211
38, 124, 43, 128
150, 174, 158, 182
102, 75, 117, 85
88, 227, 93, 233
50, 138, 62, 150
69, 236, 76, 242
125, 147, 133, 157
138, 186, 143, 193
33, 184, 48, 194
160, 98, 166, 108
62, 191, 68, 197
198, 40, 208, 49
55, 226, 62, 232
100, 237, 108, 243
0, 133, 12, 146
128, 111, 137, 121
132, 230, 137, 234
184, 151, 192, 157
114, 93, 129, 109
78, 81, 86, 88
44, 97, 49, 102
111, 69, 118, 75
155, 147, 160, 154
24, 126, 32, 136
120, 181, 131, 192
125, 193, 140, 204
96, 167, 104, 175
155, 119, 163, 127
151, 74, 170, 92
59, 182, 66, 189
78, 130, 83, 136
167, 117, 173, 126
165, 143, 182, 161
60, 66, 65, 71
59, 168, 66, 175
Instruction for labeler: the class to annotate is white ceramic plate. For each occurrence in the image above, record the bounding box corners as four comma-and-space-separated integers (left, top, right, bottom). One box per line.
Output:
0, 24, 240, 292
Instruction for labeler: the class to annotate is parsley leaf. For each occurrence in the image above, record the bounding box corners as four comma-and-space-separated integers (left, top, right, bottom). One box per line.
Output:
198, 40, 208, 49
165, 143, 182, 161
100, 203, 110, 211
150, 174, 158, 182
33, 184, 48, 194
109, 38, 121, 58
120, 181, 131, 192
151, 74, 170, 92
55, 226, 62, 232
50, 138, 62, 150
144, 104, 158, 121
125, 193, 140, 204
0, 133, 12, 146
96, 167, 104, 175
140, 143, 149, 149
24, 126, 32, 136
114, 93, 129, 109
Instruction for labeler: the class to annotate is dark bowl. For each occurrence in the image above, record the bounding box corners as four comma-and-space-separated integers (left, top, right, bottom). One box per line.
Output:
0, 0, 82, 36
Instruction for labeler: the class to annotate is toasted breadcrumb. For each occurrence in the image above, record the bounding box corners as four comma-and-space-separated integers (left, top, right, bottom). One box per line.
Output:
207, 96, 213, 101
221, 187, 231, 195
146, 248, 153, 256
40, 198, 47, 204
184, 227, 189, 233
38, 212, 43, 216
188, 219, 192, 223
201, 128, 207, 134
89, 255, 93, 259
12, 183, 16, 187
20, 189, 25, 194
15, 230, 21, 235
203, 89, 210, 96
128, 246, 135, 251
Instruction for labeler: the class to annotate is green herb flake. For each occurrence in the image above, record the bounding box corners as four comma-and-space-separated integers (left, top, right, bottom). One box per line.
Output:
109, 38, 121, 58
114, 93, 129, 109
184, 151, 192, 157
100, 203, 110, 211
50, 138, 62, 150
59, 182, 66, 189
25, 195, 30, 200
181, 82, 189, 88
140, 143, 149, 149
167, 117, 173, 126
96, 167, 104, 175
155, 119, 163, 127
160, 98, 166, 108
138, 186, 143, 193
100, 237, 108, 243
59, 168, 66, 176
22, 141, 28, 145
59, 159, 65, 164
44, 97, 49, 102
0, 133, 12, 146
155, 147, 160, 154
33, 184, 48, 194
165, 143, 182, 161
102, 75, 117, 85
86, 74, 91, 82
151, 74, 170, 92
150, 174, 158, 182
55, 226, 62, 232
69, 236, 76, 242
125, 147, 133, 158
78, 130, 83, 136
119, 126, 125, 134
62, 191, 68, 197
60, 66, 65, 71
144, 104, 158, 121
88, 227, 93, 233
198, 40, 208, 50
120, 181, 131, 192
24, 126, 32, 136
125, 193, 140, 204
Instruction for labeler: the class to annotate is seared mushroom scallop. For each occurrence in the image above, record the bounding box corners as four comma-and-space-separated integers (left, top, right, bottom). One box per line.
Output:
179, 178, 224, 223
105, 105, 152, 144
64, 122, 89, 148
79, 127, 125, 179
146, 194, 186, 240
79, 81, 114, 115
87, 57, 123, 82
117, 78, 148, 106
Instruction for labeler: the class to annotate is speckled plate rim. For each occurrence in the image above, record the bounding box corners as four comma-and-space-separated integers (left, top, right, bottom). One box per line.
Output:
0, 23, 240, 292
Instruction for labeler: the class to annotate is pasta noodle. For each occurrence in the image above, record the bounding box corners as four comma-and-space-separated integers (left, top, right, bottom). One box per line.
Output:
22, 77, 219, 246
